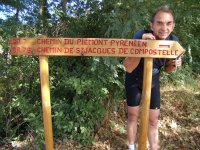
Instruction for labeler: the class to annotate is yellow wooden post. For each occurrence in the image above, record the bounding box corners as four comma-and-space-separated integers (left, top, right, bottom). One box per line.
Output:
138, 58, 153, 150
39, 56, 54, 150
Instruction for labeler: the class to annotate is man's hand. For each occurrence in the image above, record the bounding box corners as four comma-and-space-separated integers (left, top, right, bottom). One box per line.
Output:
167, 56, 182, 67
164, 57, 182, 73
124, 33, 156, 73
142, 33, 156, 40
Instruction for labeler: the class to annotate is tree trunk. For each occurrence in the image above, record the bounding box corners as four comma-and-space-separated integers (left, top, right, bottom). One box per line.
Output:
62, 0, 68, 14
16, 8, 19, 22
39, 0, 48, 19
39, 0, 49, 34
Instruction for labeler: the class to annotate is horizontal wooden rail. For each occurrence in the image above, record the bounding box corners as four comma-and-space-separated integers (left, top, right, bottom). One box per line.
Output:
10, 38, 184, 58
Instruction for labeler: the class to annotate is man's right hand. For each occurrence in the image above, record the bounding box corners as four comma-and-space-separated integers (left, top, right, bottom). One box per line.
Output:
142, 33, 156, 40
124, 33, 156, 73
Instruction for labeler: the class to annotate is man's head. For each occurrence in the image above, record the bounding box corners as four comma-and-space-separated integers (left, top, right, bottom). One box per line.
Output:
150, 6, 175, 40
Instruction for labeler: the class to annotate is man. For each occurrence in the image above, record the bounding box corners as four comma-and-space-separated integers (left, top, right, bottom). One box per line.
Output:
124, 6, 182, 150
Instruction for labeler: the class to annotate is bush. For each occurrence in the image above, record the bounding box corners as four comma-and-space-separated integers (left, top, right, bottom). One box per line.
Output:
49, 57, 124, 145
160, 64, 197, 87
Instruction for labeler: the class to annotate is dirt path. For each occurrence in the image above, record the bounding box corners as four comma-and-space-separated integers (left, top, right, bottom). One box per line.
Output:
58, 84, 200, 150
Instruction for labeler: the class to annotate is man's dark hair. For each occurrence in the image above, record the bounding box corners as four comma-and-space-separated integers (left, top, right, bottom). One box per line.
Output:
151, 6, 175, 23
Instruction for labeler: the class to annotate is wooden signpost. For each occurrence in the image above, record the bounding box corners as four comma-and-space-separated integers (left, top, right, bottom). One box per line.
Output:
10, 37, 184, 150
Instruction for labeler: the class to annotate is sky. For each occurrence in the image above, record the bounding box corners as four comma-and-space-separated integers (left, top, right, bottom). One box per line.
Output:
0, 1, 65, 21
0, 0, 103, 21
0, 4, 15, 20
0, 11, 6, 20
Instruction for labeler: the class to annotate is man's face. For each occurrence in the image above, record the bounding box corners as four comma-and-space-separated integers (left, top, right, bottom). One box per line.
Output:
151, 11, 175, 40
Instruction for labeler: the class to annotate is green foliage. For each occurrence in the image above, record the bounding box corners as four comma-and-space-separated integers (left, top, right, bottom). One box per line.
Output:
160, 65, 197, 87
0, 55, 43, 146
49, 56, 124, 145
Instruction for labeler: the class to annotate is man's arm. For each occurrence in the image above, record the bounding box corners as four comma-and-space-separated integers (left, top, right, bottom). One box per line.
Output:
124, 57, 141, 73
124, 33, 156, 73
